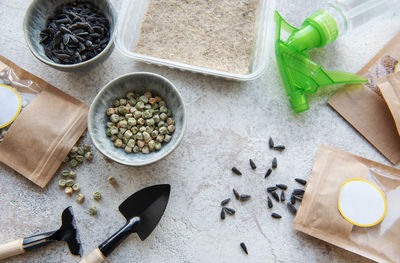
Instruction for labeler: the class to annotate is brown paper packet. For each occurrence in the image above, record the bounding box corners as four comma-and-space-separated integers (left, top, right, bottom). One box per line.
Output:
377, 72, 400, 136
293, 145, 400, 263
0, 55, 88, 188
328, 32, 400, 165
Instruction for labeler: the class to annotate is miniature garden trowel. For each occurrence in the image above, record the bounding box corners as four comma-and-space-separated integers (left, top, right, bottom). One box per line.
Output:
0, 206, 81, 260
80, 184, 171, 263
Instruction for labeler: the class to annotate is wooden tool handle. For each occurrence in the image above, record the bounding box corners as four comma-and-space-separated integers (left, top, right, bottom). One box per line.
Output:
0, 239, 25, 260
80, 248, 105, 263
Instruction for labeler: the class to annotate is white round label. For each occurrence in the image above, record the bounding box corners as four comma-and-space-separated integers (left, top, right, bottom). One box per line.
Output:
338, 179, 386, 227
0, 84, 21, 128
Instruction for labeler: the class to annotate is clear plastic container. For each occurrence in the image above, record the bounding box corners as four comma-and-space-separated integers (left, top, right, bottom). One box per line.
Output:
115, 0, 276, 81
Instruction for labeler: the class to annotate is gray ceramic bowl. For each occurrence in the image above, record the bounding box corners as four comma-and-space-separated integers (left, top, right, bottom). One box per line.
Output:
88, 72, 186, 166
23, 0, 116, 71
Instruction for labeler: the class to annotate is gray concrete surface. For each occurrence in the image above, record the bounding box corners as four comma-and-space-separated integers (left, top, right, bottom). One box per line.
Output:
0, 0, 399, 262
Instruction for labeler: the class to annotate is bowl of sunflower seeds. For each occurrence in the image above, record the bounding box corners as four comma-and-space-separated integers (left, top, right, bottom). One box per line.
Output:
23, 0, 116, 71
88, 72, 186, 166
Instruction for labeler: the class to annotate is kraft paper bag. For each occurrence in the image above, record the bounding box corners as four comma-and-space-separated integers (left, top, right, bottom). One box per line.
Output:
328, 32, 400, 165
0, 55, 88, 188
294, 145, 400, 263
377, 72, 400, 136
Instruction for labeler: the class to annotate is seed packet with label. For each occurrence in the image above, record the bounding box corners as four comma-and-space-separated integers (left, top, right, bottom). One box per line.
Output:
377, 71, 400, 136
293, 145, 400, 263
0, 55, 88, 188
328, 32, 400, 165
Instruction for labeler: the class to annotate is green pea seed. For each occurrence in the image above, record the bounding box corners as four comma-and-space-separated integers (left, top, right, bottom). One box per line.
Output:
83, 144, 90, 152
126, 92, 135, 100
148, 140, 155, 151
125, 146, 132, 153
164, 134, 171, 143
70, 146, 78, 154
75, 155, 84, 162
119, 98, 127, 106
159, 126, 168, 135
61, 169, 70, 177
146, 118, 155, 126
66, 179, 75, 187
76, 194, 85, 203
72, 184, 80, 192
119, 120, 128, 128
127, 139, 136, 148
155, 141, 162, 150
139, 96, 149, 104
111, 114, 120, 123
136, 101, 145, 110
133, 146, 140, 152
113, 99, 120, 107
160, 113, 167, 121
69, 170, 76, 178
77, 147, 84, 156
168, 125, 175, 133
84, 152, 93, 161
93, 192, 101, 200
59, 179, 66, 187
133, 111, 142, 119
89, 206, 97, 215
167, 118, 175, 125
70, 159, 78, 167
142, 146, 150, 154
108, 176, 116, 185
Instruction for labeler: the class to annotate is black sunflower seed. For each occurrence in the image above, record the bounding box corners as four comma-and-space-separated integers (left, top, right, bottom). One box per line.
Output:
290, 193, 296, 205
272, 157, 277, 169
232, 167, 242, 175
240, 242, 248, 255
273, 145, 285, 151
280, 191, 285, 202
224, 207, 235, 215
221, 198, 230, 206
276, 184, 287, 190
267, 186, 277, 192
249, 159, 256, 169
267, 196, 273, 208
295, 178, 307, 185
220, 208, 226, 220
293, 189, 305, 196
268, 137, 274, 149
271, 213, 282, 219
233, 189, 240, 200
287, 202, 297, 215
239, 194, 251, 201
294, 195, 303, 201
271, 191, 279, 202
264, 168, 272, 179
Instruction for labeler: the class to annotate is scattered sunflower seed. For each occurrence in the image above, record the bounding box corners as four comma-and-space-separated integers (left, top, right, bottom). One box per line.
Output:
224, 207, 235, 215
220, 208, 226, 220
294, 195, 303, 201
267, 196, 273, 208
249, 159, 256, 169
233, 189, 240, 200
221, 198, 230, 206
295, 178, 307, 185
271, 213, 282, 219
240, 242, 248, 255
293, 189, 305, 196
271, 191, 279, 202
272, 157, 277, 169
290, 193, 296, 205
287, 202, 297, 215
61, 169, 70, 177
267, 186, 277, 192
231, 167, 242, 175
239, 194, 251, 201
273, 145, 285, 151
276, 184, 287, 190
268, 137, 274, 149
264, 168, 272, 179
280, 191, 285, 202
66, 179, 75, 187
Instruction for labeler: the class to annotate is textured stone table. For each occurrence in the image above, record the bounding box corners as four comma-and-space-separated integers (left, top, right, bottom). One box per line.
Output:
0, 0, 399, 262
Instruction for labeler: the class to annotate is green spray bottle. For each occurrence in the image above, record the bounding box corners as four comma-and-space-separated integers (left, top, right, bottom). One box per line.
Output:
275, 0, 396, 113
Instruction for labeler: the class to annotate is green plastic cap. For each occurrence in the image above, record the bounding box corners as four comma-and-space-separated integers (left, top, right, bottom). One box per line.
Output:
304, 10, 339, 47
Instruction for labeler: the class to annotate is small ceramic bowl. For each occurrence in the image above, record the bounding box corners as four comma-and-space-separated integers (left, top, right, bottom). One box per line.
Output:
88, 72, 186, 166
23, 0, 116, 71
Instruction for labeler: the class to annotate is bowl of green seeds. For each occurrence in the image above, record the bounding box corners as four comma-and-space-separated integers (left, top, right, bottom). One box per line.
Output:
88, 72, 186, 166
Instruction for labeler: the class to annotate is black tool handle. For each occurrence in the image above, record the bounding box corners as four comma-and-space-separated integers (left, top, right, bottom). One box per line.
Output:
22, 230, 57, 251
98, 217, 140, 257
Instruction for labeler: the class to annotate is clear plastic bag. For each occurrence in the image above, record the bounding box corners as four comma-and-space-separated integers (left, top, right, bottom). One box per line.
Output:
0, 65, 41, 143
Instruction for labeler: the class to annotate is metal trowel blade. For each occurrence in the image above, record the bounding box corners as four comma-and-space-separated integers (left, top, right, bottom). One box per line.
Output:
118, 184, 171, 241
